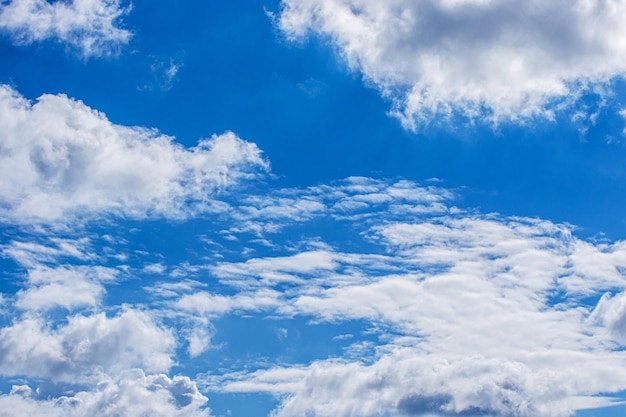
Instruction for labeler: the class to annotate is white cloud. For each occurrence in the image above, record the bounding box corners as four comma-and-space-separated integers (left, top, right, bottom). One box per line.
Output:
0, 370, 209, 417
0, 84, 268, 224
14, 265, 118, 311
175, 288, 282, 318
0, 0, 132, 58
0, 308, 175, 381
278, 0, 626, 129
218, 351, 626, 417
143, 262, 167, 274
2, 237, 94, 267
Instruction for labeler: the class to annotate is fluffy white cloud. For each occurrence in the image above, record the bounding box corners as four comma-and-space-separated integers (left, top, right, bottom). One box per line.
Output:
217, 351, 626, 417
0, 308, 175, 381
0, 84, 268, 224
0, 370, 209, 417
0, 0, 131, 57
14, 265, 118, 311
278, 0, 626, 129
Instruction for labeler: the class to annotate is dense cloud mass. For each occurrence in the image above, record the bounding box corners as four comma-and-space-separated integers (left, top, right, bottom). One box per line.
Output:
278, 0, 626, 128
0, 0, 131, 57
0, 85, 268, 224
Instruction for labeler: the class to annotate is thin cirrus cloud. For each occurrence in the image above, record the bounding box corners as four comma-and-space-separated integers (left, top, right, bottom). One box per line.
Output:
0, 0, 132, 58
277, 0, 626, 129
0, 84, 269, 225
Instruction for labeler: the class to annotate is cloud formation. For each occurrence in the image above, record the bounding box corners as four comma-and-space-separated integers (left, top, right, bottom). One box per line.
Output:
0, 371, 209, 417
0, 85, 268, 224
0, 0, 132, 57
0, 309, 175, 381
278, 0, 626, 129
177, 179, 626, 417
3, 171, 626, 417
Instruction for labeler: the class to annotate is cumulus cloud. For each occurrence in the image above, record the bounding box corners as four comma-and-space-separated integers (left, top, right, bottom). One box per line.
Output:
0, 308, 175, 381
0, 370, 209, 417
221, 352, 625, 417
13, 264, 119, 311
278, 0, 626, 129
0, 0, 132, 58
0, 84, 268, 224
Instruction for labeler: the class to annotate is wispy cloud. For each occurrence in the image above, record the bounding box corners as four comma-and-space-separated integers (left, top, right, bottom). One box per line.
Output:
0, 0, 132, 58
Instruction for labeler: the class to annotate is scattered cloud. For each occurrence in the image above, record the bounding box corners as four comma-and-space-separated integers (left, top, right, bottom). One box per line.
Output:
278, 0, 626, 129
0, 0, 132, 58
0, 84, 268, 225
182, 179, 626, 417
2, 174, 626, 416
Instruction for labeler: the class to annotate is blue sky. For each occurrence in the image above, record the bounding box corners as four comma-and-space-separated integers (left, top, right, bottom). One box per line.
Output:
2, 1, 626, 416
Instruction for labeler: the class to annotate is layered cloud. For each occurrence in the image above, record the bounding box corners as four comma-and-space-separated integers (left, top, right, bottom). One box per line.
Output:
278, 0, 626, 128
0, 0, 131, 57
0, 84, 268, 224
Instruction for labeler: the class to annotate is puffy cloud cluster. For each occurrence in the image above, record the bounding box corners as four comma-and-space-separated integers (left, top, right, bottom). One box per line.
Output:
278, 0, 626, 129
0, 309, 175, 380
0, 216, 211, 416
0, 371, 209, 417
0, 85, 268, 224
0, 0, 132, 58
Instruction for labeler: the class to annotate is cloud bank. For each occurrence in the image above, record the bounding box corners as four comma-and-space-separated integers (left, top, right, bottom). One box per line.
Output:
278, 0, 626, 129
